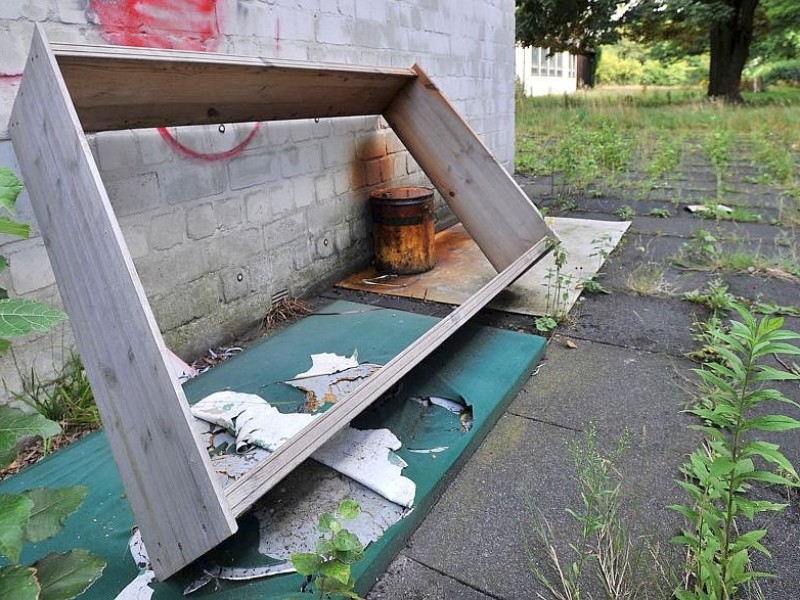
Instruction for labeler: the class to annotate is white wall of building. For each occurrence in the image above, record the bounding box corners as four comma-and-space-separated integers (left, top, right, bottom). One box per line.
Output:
516, 46, 577, 96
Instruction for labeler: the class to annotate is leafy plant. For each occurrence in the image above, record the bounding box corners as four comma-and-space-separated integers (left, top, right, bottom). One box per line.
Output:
0, 168, 67, 352
672, 305, 800, 598
8, 354, 99, 429
291, 499, 365, 599
0, 406, 105, 599
683, 279, 737, 313
649, 207, 671, 218
542, 239, 573, 323
581, 276, 610, 295
535, 315, 559, 335
617, 205, 635, 220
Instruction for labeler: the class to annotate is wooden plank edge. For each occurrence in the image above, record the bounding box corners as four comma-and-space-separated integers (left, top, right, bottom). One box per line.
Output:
51, 42, 417, 77
224, 236, 554, 516
11, 25, 237, 579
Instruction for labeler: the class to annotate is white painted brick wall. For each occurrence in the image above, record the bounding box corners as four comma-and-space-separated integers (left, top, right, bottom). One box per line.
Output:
0, 0, 516, 396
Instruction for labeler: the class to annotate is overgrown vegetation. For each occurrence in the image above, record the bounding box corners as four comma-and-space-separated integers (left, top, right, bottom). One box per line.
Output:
0, 407, 105, 599
525, 424, 672, 599
8, 354, 99, 430
516, 88, 800, 219
673, 306, 800, 598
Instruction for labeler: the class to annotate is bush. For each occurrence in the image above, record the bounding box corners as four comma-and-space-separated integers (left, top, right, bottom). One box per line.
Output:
753, 59, 800, 87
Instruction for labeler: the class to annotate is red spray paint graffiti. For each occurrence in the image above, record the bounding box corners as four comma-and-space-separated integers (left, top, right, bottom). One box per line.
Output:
89, 0, 221, 51
90, 0, 260, 161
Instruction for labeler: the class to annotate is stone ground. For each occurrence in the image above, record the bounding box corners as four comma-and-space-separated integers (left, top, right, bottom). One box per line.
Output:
325, 164, 800, 598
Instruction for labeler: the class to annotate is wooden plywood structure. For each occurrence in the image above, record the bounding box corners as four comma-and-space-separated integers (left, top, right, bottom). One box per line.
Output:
9, 25, 554, 579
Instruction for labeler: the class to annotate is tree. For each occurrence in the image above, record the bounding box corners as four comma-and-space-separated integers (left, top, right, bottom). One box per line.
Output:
517, 0, 800, 102
626, 1, 761, 102
515, 0, 622, 54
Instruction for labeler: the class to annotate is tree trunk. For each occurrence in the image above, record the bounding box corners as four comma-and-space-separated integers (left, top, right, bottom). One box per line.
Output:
707, 0, 759, 102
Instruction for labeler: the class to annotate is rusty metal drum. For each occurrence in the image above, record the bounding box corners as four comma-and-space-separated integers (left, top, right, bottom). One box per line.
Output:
370, 186, 436, 274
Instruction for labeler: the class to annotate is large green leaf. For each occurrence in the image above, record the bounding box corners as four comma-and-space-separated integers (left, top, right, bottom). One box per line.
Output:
290, 552, 321, 577
34, 549, 106, 600
0, 406, 61, 470
0, 564, 39, 600
319, 559, 350, 586
0, 493, 34, 562
23, 487, 89, 543
0, 168, 23, 216
0, 217, 30, 239
338, 499, 360, 520
0, 299, 67, 338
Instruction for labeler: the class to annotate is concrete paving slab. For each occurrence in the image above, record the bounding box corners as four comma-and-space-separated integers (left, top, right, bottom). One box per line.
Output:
401, 415, 584, 599
564, 292, 709, 356
367, 554, 498, 600
401, 412, 689, 599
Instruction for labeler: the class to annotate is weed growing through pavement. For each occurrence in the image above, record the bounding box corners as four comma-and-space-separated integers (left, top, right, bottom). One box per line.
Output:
672, 305, 800, 598
626, 262, 673, 297
649, 208, 671, 218
524, 423, 672, 599
537, 239, 573, 334
675, 230, 800, 279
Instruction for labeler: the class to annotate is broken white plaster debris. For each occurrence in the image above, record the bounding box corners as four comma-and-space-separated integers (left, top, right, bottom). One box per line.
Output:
115, 570, 155, 600
114, 529, 154, 600
191, 391, 416, 507
183, 562, 296, 595
192, 391, 320, 452
293, 351, 359, 378
285, 363, 382, 411
314, 427, 416, 507
254, 464, 408, 560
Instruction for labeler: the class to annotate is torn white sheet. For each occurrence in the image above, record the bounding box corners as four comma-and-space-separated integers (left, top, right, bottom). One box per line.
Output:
115, 529, 154, 600
285, 363, 382, 411
115, 570, 155, 600
686, 203, 733, 214
314, 427, 416, 507
191, 391, 416, 506
293, 351, 359, 378
192, 391, 320, 451
184, 562, 296, 595
254, 462, 408, 560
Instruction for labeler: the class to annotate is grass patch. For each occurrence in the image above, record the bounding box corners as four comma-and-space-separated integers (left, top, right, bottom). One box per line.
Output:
516, 86, 800, 205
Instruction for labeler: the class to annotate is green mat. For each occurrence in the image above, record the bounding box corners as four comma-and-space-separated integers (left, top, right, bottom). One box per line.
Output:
0, 300, 546, 598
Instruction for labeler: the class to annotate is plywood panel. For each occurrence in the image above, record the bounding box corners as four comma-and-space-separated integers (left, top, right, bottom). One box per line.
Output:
52, 43, 416, 132
8, 27, 237, 580
383, 64, 554, 272
224, 237, 552, 516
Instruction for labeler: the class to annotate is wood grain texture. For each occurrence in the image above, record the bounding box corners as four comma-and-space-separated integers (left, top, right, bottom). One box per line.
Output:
383, 64, 554, 272
225, 237, 553, 516
8, 26, 236, 580
52, 43, 416, 132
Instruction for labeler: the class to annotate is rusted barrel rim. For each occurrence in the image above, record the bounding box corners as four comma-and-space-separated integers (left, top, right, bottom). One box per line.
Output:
370, 186, 434, 205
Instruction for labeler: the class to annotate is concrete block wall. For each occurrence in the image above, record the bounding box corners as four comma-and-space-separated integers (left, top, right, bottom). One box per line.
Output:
0, 0, 516, 398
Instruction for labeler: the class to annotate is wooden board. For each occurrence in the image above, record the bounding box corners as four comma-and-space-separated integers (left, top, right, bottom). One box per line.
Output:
8, 27, 237, 580
224, 237, 552, 516
52, 43, 416, 132
383, 65, 554, 272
